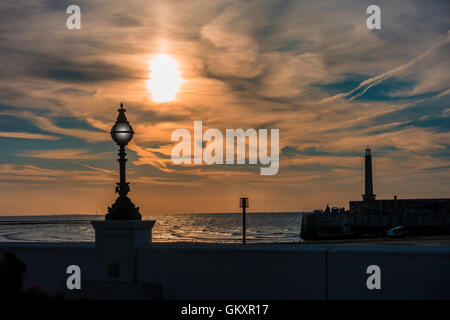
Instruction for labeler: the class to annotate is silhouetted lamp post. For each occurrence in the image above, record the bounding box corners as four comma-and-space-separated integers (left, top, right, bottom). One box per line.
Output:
106, 102, 141, 220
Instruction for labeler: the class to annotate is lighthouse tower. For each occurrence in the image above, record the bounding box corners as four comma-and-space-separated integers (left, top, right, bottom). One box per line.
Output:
362, 148, 376, 202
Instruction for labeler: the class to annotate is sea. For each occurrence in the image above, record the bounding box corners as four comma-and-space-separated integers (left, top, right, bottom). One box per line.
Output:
0, 212, 304, 243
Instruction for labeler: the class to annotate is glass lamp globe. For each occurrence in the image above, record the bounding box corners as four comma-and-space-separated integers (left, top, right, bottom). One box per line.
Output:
111, 121, 134, 146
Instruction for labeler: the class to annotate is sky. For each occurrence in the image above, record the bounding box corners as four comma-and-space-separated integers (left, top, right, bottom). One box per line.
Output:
0, 0, 449, 215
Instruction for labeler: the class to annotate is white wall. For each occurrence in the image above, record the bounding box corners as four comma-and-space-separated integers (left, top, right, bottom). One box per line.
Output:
137, 243, 327, 299
327, 245, 450, 300
1, 242, 449, 299
0, 242, 95, 294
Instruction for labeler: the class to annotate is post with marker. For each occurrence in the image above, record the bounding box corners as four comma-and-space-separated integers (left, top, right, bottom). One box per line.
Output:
240, 197, 249, 244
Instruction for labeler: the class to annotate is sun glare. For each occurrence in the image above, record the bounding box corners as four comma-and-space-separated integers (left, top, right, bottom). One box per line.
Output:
147, 54, 182, 103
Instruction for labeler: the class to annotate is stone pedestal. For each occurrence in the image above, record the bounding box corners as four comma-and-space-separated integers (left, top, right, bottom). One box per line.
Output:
91, 220, 155, 282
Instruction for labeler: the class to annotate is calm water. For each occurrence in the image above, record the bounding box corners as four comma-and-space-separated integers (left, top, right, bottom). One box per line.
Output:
0, 212, 304, 243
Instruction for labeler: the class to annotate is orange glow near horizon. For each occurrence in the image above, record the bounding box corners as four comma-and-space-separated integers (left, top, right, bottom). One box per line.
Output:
147, 54, 183, 103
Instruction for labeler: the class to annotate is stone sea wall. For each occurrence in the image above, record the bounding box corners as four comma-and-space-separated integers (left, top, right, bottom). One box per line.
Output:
0, 242, 449, 299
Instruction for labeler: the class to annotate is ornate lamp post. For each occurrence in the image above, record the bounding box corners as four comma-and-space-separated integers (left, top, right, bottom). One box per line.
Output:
90, 102, 154, 285
106, 102, 141, 220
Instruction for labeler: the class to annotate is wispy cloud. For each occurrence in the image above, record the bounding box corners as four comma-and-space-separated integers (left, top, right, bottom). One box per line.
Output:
320, 33, 450, 103
18, 148, 109, 160
129, 142, 173, 173
0, 110, 108, 142
0, 0, 449, 213
0, 131, 59, 140
0, 163, 114, 184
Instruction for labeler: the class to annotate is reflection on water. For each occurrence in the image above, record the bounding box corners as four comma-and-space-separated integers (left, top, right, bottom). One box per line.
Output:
0, 212, 304, 243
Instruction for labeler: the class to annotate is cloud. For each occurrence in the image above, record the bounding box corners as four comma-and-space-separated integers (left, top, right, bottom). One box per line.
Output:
109, 13, 143, 28
18, 148, 109, 160
321, 32, 450, 102
0, 110, 108, 142
72, 161, 117, 175
0, 131, 59, 140
0, 163, 114, 184
0, 0, 449, 213
129, 142, 173, 173
257, 52, 329, 98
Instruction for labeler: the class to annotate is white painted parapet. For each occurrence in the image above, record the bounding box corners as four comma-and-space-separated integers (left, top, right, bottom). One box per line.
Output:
0, 242, 95, 294
327, 245, 450, 300
1, 242, 449, 299
137, 243, 328, 300
91, 220, 155, 282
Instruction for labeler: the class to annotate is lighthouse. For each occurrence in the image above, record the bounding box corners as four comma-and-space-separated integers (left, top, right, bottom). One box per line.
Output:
363, 148, 376, 202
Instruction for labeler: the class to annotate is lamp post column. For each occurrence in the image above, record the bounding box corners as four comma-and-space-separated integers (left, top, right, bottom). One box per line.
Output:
118, 146, 128, 196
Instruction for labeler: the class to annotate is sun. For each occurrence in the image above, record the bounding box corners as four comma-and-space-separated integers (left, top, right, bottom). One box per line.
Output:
147, 54, 183, 103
